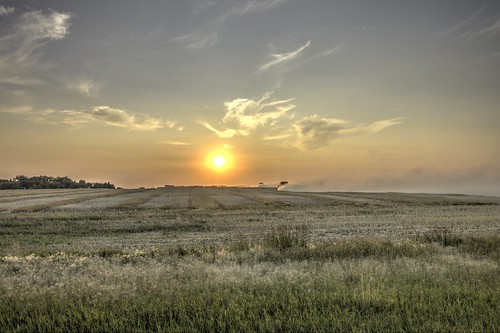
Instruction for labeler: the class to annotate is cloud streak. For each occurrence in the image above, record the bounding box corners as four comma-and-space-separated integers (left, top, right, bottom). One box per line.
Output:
201, 122, 245, 138
440, 5, 500, 43
439, 4, 488, 36
0, 105, 179, 131
458, 17, 500, 42
293, 116, 403, 150
0, 5, 15, 16
68, 78, 101, 97
173, 0, 286, 49
87, 106, 172, 131
0, 8, 71, 85
258, 40, 311, 72
293, 115, 347, 150
171, 32, 218, 49
159, 140, 191, 146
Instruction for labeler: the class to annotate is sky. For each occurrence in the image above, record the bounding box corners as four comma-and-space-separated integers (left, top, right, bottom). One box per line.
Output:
1, 0, 499, 195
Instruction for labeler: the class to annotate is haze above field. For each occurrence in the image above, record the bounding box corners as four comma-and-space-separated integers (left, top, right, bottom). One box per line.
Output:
1, 1, 499, 195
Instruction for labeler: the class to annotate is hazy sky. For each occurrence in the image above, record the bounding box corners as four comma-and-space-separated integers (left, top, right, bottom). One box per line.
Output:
1, 0, 499, 194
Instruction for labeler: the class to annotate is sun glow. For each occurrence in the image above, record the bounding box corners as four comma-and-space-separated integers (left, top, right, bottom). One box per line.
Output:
213, 156, 226, 168
205, 149, 234, 173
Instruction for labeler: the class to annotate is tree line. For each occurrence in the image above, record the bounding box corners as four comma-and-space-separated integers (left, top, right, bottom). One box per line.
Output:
0, 175, 115, 190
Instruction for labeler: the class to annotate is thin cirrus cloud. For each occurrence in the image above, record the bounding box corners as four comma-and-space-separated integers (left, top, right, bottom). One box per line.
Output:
201, 122, 246, 138
172, 32, 218, 49
1, 105, 179, 132
158, 141, 191, 146
65, 106, 179, 131
0, 5, 15, 16
439, 4, 500, 43
68, 79, 101, 97
202, 91, 295, 138
438, 4, 488, 36
293, 116, 403, 150
173, 0, 287, 49
0, 8, 71, 85
257, 40, 311, 73
458, 17, 500, 42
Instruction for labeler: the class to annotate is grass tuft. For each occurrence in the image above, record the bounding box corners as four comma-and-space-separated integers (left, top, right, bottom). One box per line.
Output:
262, 224, 309, 251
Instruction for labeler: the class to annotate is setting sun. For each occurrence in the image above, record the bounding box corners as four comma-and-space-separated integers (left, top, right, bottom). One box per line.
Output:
205, 149, 234, 173
213, 156, 226, 168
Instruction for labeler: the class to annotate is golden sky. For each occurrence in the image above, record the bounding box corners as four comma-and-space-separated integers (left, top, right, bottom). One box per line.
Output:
1, 1, 499, 195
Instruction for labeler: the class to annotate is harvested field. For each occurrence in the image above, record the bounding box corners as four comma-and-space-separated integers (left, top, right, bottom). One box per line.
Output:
1, 187, 499, 332
0, 187, 498, 249
57, 189, 160, 210
0, 189, 114, 212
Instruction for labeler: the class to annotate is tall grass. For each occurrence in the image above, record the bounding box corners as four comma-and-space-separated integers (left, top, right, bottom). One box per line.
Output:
2, 228, 499, 332
2, 283, 498, 332
418, 227, 500, 260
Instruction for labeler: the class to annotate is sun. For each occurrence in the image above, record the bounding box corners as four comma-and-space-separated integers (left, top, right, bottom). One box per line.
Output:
205, 149, 234, 173
213, 155, 226, 168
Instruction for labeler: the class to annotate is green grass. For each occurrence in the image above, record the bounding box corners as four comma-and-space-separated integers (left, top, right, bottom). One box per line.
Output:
1, 251, 498, 332
418, 227, 500, 260
1, 232, 499, 332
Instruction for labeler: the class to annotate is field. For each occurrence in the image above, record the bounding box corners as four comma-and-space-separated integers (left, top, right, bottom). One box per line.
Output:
1, 187, 499, 332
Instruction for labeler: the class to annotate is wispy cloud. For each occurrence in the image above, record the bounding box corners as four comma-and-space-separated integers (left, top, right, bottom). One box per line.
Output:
258, 40, 311, 72
293, 115, 347, 150
203, 91, 295, 138
339, 118, 404, 136
68, 78, 101, 97
0, 105, 180, 131
201, 122, 246, 138
171, 32, 218, 49
0, 105, 33, 115
458, 17, 500, 42
86, 106, 171, 131
191, 0, 217, 17
0, 5, 15, 16
262, 133, 292, 141
439, 4, 488, 36
173, 0, 286, 49
202, 91, 402, 149
0, 8, 71, 85
158, 140, 192, 146
223, 92, 295, 130
209, 0, 286, 26
440, 5, 500, 43
305, 43, 343, 63
293, 115, 403, 150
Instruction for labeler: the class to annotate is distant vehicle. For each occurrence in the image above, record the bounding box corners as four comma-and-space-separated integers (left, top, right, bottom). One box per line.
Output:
258, 181, 289, 191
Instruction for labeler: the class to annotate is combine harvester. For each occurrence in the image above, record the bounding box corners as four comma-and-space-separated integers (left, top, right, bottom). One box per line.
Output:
258, 181, 289, 191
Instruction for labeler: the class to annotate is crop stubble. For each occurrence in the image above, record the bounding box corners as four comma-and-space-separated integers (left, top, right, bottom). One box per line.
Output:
0, 188, 499, 332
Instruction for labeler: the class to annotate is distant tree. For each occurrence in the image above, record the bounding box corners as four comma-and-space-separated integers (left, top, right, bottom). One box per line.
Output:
15, 175, 30, 189
0, 179, 21, 189
1, 175, 115, 190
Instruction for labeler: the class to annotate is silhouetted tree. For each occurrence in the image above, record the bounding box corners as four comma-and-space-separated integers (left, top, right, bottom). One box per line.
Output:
1, 175, 115, 190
